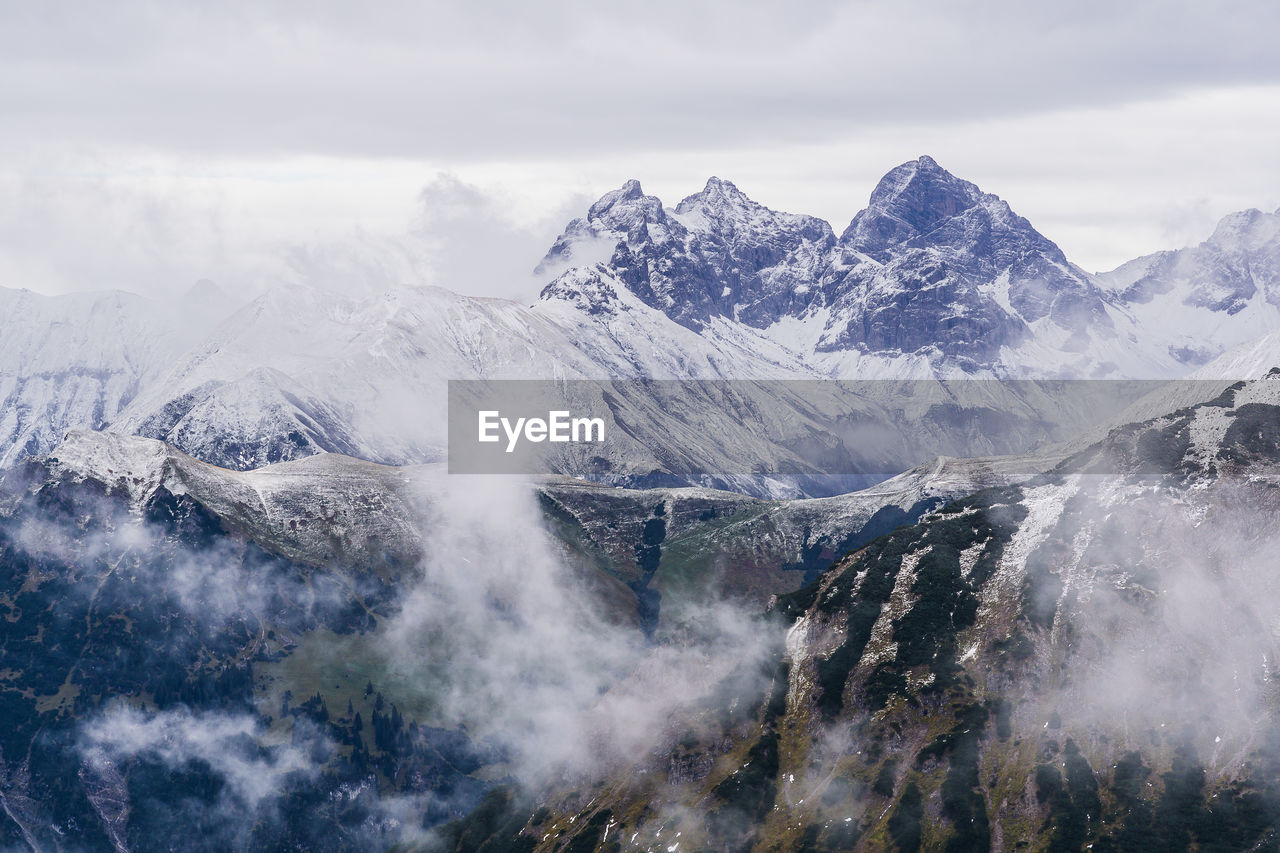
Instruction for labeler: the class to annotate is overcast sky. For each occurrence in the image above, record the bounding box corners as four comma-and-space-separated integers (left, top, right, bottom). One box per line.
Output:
2, 0, 1278, 300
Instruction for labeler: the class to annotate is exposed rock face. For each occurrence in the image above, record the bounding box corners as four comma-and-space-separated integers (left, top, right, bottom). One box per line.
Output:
824, 156, 1109, 361
541, 451, 1052, 632
35, 428, 1050, 632
541, 156, 1126, 374
675, 176, 836, 328
4, 160, 1280, 474
541, 176, 836, 330
0, 423, 1053, 849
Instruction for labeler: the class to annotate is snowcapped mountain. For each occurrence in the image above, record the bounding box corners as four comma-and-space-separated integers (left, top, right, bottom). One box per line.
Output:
0, 287, 187, 468
7, 159, 1280, 851
540, 176, 836, 331
540, 156, 1184, 379
102, 280, 821, 475
820, 157, 1133, 374
1098, 205, 1280, 365
2, 157, 1279, 484
535, 157, 1280, 387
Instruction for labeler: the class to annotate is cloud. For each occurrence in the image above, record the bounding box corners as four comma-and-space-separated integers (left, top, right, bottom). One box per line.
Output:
0, 1, 1277, 294
74, 706, 405, 850
0, 166, 244, 297
1034, 477, 1280, 746
18, 455, 779, 801
1, 1, 1277, 160
4, 86, 1278, 298
80, 706, 319, 811
0, 160, 591, 299
410, 174, 588, 300
9, 487, 375, 641
380, 472, 780, 785
270, 171, 586, 300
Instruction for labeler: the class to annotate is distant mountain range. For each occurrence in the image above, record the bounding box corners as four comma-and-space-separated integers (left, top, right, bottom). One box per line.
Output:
5, 157, 1280, 852
2, 156, 1279, 480
13, 369, 1280, 852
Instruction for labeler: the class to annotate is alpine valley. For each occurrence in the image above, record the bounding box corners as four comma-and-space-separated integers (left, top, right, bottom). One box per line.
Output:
2, 157, 1280, 852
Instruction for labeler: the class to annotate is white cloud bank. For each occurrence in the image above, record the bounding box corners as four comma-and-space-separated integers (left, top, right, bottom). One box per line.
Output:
0, 1, 1277, 294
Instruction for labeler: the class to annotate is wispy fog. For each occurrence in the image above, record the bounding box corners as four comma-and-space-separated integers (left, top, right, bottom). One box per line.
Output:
381, 473, 779, 783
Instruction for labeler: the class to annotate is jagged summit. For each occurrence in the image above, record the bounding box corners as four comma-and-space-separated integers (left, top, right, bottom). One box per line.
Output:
673, 177, 834, 254
536, 179, 675, 276
676, 175, 754, 208
698, 174, 741, 194
588, 178, 643, 210
840, 155, 988, 255
539, 173, 835, 329
674, 176, 758, 222
1206, 206, 1280, 251
7, 162, 1280, 474
674, 176, 829, 233
583, 178, 668, 233
535, 157, 1125, 370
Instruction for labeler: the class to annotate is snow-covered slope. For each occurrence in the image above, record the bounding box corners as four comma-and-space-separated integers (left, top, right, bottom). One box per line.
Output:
541, 156, 1190, 379
1192, 327, 1280, 380
0, 288, 188, 468
1098, 206, 1280, 365
41, 428, 426, 572
4, 159, 1280, 487
106, 279, 824, 475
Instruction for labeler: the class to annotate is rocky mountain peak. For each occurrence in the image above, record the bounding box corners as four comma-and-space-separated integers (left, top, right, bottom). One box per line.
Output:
673, 176, 760, 225
839, 155, 987, 255
531, 160, 1280, 377
1207, 207, 1280, 252
674, 176, 833, 244
681, 175, 749, 206
701, 174, 740, 193
585, 178, 670, 233
536, 180, 679, 276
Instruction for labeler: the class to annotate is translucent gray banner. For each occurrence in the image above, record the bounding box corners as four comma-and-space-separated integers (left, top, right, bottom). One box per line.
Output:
447, 379, 1238, 495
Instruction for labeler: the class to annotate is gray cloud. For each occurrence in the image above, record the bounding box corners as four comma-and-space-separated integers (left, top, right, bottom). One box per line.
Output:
410, 174, 589, 300
0, 1, 1277, 160
378, 472, 779, 785
1, 1, 1278, 294
0, 167, 240, 296
80, 707, 320, 811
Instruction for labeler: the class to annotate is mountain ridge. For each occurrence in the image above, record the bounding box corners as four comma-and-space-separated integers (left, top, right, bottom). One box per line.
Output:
428, 371, 1280, 853
539, 156, 1171, 378
2, 158, 1279, 484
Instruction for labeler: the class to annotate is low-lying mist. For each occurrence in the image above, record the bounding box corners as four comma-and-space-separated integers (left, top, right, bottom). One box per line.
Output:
22, 466, 780, 848
381, 472, 780, 784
